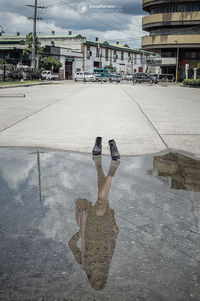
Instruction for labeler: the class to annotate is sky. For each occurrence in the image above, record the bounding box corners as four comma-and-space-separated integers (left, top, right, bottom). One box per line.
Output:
0, 0, 147, 48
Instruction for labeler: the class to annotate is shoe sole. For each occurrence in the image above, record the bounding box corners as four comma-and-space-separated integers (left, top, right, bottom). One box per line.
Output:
93, 151, 102, 155
112, 155, 120, 160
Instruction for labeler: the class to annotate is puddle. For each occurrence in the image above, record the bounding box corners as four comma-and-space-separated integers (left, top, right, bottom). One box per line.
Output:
0, 148, 200, 301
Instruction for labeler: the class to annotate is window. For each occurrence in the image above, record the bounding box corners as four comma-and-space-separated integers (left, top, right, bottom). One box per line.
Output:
150, 3, 200, 14
121, 52, 124, 61
113, 50, 117, 62
105, 49, 109, 61
161, 50, 176, 58
96, 47, 100, 58
134, 54, 137, 64
86, 46, 90, 59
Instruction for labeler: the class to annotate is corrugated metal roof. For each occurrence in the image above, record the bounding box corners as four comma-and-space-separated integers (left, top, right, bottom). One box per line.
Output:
85, 40, 148, 54
0, 45, 25, 50
0, 34, 84, 40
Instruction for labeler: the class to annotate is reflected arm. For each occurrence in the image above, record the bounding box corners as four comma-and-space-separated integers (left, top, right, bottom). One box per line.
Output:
68, 232, 82, 264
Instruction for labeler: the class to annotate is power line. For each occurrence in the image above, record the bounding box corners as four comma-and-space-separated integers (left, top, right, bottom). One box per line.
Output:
48, 0, 142, 41
27, 0, 47, 69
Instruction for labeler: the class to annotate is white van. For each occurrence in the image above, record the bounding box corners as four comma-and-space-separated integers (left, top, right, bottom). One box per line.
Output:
74, 71, 96, 82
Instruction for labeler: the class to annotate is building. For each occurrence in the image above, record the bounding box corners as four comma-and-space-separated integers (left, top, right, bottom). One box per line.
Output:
83, 38, 150, 74
0, 31, 152, 79
43, 45, 83, 80
0, 32, 85, 79
142, 0, 200, 80
0, 33, 28, 65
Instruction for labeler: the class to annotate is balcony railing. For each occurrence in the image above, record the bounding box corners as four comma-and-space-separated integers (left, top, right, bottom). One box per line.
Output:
143, 12, 200, 29
142, 0, 198, 11
142, 34, 200, 49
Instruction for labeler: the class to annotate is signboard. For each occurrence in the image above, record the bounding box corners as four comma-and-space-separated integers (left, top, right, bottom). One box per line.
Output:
146, 59, 162, 66
66, 56, 74, 62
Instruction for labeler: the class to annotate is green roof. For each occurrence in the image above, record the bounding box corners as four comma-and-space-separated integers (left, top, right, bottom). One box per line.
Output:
0, 39, 25, 45
0, 34, 84, 40
0, 45, 25, 50
85, 40, 148, 54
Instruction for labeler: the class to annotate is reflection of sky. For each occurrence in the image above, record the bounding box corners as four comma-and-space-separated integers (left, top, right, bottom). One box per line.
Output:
0, 148, 200, 300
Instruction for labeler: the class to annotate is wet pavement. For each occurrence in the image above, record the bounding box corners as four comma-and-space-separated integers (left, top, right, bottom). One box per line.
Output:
0, 147, 200, 301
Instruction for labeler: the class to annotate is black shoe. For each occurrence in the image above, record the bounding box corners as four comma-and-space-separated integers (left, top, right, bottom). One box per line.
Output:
109, 139, 120, 161
92, 137, 102, 155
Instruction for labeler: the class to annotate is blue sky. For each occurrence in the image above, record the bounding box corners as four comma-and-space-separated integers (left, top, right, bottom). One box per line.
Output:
0, 0, 147, 47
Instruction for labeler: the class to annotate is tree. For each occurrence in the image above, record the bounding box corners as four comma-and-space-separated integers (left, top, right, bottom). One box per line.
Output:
23, 32, 43, 57
40, 56, 62, 72
0, 58, 5, 65
104, 65, 117, 72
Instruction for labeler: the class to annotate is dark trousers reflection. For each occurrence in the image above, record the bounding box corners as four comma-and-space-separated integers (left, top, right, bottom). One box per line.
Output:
69, 155, 120, 290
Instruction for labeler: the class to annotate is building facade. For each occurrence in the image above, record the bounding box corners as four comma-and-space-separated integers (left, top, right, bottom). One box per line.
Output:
142, 0, 200, 80
0, 31, 152, 79
83, 39, 150, 74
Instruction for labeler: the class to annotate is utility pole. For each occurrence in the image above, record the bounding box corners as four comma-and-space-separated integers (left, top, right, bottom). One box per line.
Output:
174, 40, 179, 83
27, 0, 46, 69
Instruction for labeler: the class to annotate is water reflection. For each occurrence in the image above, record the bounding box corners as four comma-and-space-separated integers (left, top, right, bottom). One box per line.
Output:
69, 155, 120, 290
152, 153, 200, 192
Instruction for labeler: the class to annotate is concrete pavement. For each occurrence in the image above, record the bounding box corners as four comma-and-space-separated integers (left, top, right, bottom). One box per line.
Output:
0, 82, 199, 157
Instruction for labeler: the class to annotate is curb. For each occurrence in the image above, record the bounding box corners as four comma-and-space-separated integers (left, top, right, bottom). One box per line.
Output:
181, 84, 200, 89
0, 81, 65, 89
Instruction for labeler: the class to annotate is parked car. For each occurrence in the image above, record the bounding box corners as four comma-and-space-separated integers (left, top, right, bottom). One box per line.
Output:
108, 72, 121, 83
41, 70, 59, 80
93, 68, 121, 82
74, 71, 96, 82
93, 68, 109, 82
124, 73, 133, 81
133, 72, 157, 84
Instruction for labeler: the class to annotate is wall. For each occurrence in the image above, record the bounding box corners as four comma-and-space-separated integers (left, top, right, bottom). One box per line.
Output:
83, 44, 147, 73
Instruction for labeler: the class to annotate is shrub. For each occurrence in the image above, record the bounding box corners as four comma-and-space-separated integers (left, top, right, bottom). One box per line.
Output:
183, 79, 200, 87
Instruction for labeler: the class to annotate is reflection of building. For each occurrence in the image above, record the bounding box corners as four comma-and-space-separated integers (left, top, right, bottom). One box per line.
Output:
153, 152, 200, 229
142, 0, 200, 80
153, 153, 200, 192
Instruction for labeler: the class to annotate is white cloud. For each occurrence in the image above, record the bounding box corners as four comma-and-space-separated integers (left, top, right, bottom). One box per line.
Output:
0, 0, 145, 47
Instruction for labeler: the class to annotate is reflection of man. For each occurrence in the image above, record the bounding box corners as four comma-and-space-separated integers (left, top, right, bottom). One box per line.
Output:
69, 138, 120, 290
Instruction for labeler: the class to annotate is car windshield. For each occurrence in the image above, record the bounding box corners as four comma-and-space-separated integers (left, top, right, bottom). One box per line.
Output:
84, 72, 92, 75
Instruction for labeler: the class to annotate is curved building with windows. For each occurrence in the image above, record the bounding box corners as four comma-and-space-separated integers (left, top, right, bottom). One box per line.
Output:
142, 0, 200, 80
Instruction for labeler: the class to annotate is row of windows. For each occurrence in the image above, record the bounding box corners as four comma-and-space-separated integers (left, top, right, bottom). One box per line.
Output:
86, 46, 142, 62
150, 3, 200, 14
161, 49, 200, 59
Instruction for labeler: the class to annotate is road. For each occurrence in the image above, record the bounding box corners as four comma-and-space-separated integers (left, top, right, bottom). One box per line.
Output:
0, 82, 199, 158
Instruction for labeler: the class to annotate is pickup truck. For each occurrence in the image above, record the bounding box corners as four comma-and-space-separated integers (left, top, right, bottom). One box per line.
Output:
93, 68, 121, 82
41, 70, 59, 80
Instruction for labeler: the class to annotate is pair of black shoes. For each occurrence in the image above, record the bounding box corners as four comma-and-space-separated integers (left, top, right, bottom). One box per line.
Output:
92, 137, 120, 161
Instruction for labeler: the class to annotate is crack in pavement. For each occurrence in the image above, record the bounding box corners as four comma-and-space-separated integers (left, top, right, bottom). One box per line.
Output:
120, 86, 169, 151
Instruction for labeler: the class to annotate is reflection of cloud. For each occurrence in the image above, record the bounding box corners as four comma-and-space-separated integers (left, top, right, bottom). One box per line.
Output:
38, 152, 98, 241
0, 150, 36, 190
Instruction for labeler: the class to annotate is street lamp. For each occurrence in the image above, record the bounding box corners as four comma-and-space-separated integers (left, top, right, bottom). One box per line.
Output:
174, 40, 179, 83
